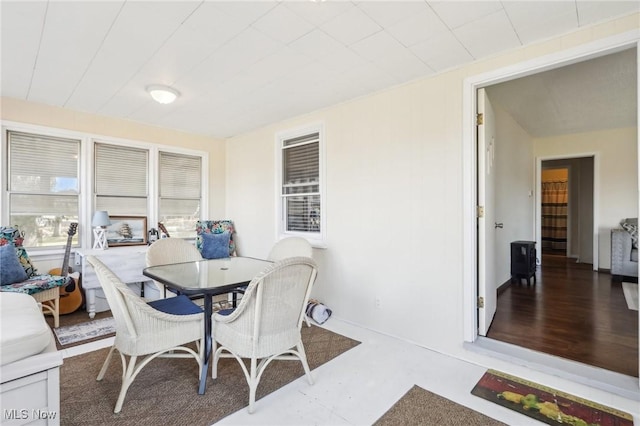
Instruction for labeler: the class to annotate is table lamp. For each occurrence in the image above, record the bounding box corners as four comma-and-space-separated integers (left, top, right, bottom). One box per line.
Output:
92, 211, 111, 250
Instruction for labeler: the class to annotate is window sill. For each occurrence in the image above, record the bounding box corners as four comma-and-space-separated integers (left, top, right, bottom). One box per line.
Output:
25, 248, 68, 257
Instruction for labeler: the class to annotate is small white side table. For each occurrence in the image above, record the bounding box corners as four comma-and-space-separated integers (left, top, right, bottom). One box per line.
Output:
75, 246, 150, 318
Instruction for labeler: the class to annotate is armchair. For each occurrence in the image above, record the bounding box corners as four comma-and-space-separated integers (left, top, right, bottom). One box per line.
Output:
211, 257, 318, 413
611, 218, 638, 280
87, 255, 204, 413
267, 236, 312, 261
145, 237, 202, 298
196, 220, 244, 306
195, 220, 237, 257
268, 237, 314, 327
0, 226, 68, 327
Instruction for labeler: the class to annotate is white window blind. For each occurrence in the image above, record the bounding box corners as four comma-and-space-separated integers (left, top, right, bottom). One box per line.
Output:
281, 131, 321, 234
8, 131, 80, 248
95, 143, 148, 216
159, 151, 201, 238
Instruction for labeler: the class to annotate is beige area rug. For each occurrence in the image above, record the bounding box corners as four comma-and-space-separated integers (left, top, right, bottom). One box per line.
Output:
54, 316, 115, 346
374, 385, 506, 426
623, 282, 639, 311
60, 324, 360, 425
45, 309, 115, 350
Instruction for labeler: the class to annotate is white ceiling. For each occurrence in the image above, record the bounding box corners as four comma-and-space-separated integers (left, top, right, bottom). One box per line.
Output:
1, 1, 638, 139
487, 47, 637, 138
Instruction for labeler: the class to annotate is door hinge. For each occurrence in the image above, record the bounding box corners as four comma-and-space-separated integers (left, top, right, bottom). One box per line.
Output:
478, 296, 484, 308
476, 113, 484, 125
477, 206, 484, 218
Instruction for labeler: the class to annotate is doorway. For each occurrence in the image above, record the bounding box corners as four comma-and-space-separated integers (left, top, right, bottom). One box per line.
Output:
541, 167, 569, 256
539, 157, 595, 264
462, 34, 640, 392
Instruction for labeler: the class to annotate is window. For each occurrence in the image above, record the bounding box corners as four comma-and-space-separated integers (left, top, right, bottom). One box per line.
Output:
277, 125, 324, 245
7, 130, 80, 248
94, 142, 148, 216
3, 123, 208, 251
158, 151, 202, 238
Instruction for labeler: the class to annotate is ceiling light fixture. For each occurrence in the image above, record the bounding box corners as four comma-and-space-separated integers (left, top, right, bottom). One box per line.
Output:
146, 85, 180, 104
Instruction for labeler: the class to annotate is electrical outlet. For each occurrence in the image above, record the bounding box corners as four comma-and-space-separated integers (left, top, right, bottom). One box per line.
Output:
375, 297, 381, 309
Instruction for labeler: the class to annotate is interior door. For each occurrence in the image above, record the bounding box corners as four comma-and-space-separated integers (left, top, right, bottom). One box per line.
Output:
477, 88, 497, 335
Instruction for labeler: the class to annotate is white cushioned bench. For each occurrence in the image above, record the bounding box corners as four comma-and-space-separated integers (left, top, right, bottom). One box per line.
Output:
0, 292, 63, 425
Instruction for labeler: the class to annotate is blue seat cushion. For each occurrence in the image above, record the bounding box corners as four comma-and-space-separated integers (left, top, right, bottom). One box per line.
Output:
148, 295, 203, 315
217, 308, 234, 316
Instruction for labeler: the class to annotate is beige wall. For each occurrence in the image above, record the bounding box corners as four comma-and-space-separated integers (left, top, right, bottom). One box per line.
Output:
493, 103, 535, 285
226, 14, 639, 356
0, 97, 227, 220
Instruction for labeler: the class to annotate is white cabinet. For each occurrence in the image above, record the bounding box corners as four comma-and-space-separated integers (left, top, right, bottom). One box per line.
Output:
74, 246, 157, 318
0, 350, 62, 426
0, 295, 62, 426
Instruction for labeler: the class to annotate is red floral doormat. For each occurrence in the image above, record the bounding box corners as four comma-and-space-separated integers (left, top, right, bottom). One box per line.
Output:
471, 369, 633, 426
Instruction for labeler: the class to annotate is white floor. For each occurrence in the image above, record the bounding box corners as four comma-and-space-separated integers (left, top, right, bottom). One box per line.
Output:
63, 318, 640, 425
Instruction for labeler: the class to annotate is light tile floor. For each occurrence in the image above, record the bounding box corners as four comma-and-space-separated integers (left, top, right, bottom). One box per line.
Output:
62, 318, 639, 425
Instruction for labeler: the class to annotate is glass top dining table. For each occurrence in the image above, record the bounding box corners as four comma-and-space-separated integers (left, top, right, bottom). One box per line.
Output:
143, 256, 273, 394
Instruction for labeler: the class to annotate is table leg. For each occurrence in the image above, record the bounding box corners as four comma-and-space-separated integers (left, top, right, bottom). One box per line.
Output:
198, 295, 213, 394
86, 288, 96, 319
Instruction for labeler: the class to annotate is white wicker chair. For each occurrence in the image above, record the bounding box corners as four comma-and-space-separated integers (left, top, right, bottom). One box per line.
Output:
145, 238, 202, 298
268, 237, 314, 327
211, 256, 318, 413
87, 255, 204, 414
267, 237, 313, 261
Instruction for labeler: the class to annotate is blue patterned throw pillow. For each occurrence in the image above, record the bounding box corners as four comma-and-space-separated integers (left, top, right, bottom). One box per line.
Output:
195, 220, 236, 255
0, 226, 38, 277
0, 243, 28, 285
201, 231, 231, 259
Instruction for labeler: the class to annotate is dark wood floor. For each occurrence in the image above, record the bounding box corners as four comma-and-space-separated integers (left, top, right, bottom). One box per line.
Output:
487, 254, 639, 377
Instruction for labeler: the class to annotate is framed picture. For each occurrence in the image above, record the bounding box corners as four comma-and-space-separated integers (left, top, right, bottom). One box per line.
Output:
106, 216, 147, 247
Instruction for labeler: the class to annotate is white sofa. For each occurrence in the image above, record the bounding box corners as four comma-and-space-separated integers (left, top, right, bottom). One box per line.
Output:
0, 293, 63, 425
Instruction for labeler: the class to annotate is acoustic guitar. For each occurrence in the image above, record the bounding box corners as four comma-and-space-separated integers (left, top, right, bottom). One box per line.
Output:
49, 223, 83, 315
158, 222, 170, 238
